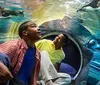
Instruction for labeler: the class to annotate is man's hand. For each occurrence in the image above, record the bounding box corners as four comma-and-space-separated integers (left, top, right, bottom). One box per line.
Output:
0, 62, 13, 83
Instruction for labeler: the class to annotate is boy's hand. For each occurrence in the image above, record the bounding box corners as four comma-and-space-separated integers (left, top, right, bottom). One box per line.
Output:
46, 80, 54, 85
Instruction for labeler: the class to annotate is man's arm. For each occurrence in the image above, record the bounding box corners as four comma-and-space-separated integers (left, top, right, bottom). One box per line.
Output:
0, 62, 13, 83
0, 53, 13, 83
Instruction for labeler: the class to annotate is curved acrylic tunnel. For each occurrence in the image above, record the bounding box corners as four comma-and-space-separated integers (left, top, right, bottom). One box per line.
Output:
0, 0, 100, 85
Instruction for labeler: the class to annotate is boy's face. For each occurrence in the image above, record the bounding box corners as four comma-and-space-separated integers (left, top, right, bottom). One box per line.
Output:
25, 21, 41, 42
54, 34, 66, 48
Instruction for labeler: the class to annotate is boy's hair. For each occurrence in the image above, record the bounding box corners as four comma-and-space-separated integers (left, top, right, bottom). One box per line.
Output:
18, 21, 30, 38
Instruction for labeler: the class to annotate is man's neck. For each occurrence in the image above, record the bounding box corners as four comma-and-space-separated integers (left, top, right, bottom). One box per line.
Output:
26, 41, 35, 47
23, 38, 35, 47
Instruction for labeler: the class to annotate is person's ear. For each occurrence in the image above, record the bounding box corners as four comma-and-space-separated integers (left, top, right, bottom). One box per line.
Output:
22, 30, 28, 36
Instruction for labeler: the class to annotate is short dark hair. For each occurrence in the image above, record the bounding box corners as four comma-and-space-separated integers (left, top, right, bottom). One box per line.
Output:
18, 21, 30, 38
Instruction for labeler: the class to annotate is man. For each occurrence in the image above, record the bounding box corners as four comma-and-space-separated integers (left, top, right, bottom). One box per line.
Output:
35, 33, 68, 71
0, 21, 41, 85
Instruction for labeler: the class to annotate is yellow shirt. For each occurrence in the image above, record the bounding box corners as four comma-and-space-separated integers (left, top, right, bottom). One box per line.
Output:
35, 39, 65, 64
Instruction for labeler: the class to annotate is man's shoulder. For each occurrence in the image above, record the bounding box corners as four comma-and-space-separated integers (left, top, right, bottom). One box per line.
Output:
0, 39, 22, 46
7, 39, 20, 43
0, 39, 20, 53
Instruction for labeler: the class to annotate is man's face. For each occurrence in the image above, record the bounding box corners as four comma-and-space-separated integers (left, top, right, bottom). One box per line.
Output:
26, 21, 41, 42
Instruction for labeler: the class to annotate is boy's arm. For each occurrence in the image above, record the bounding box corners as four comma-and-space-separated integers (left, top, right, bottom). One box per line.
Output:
55, 63, 61, 72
